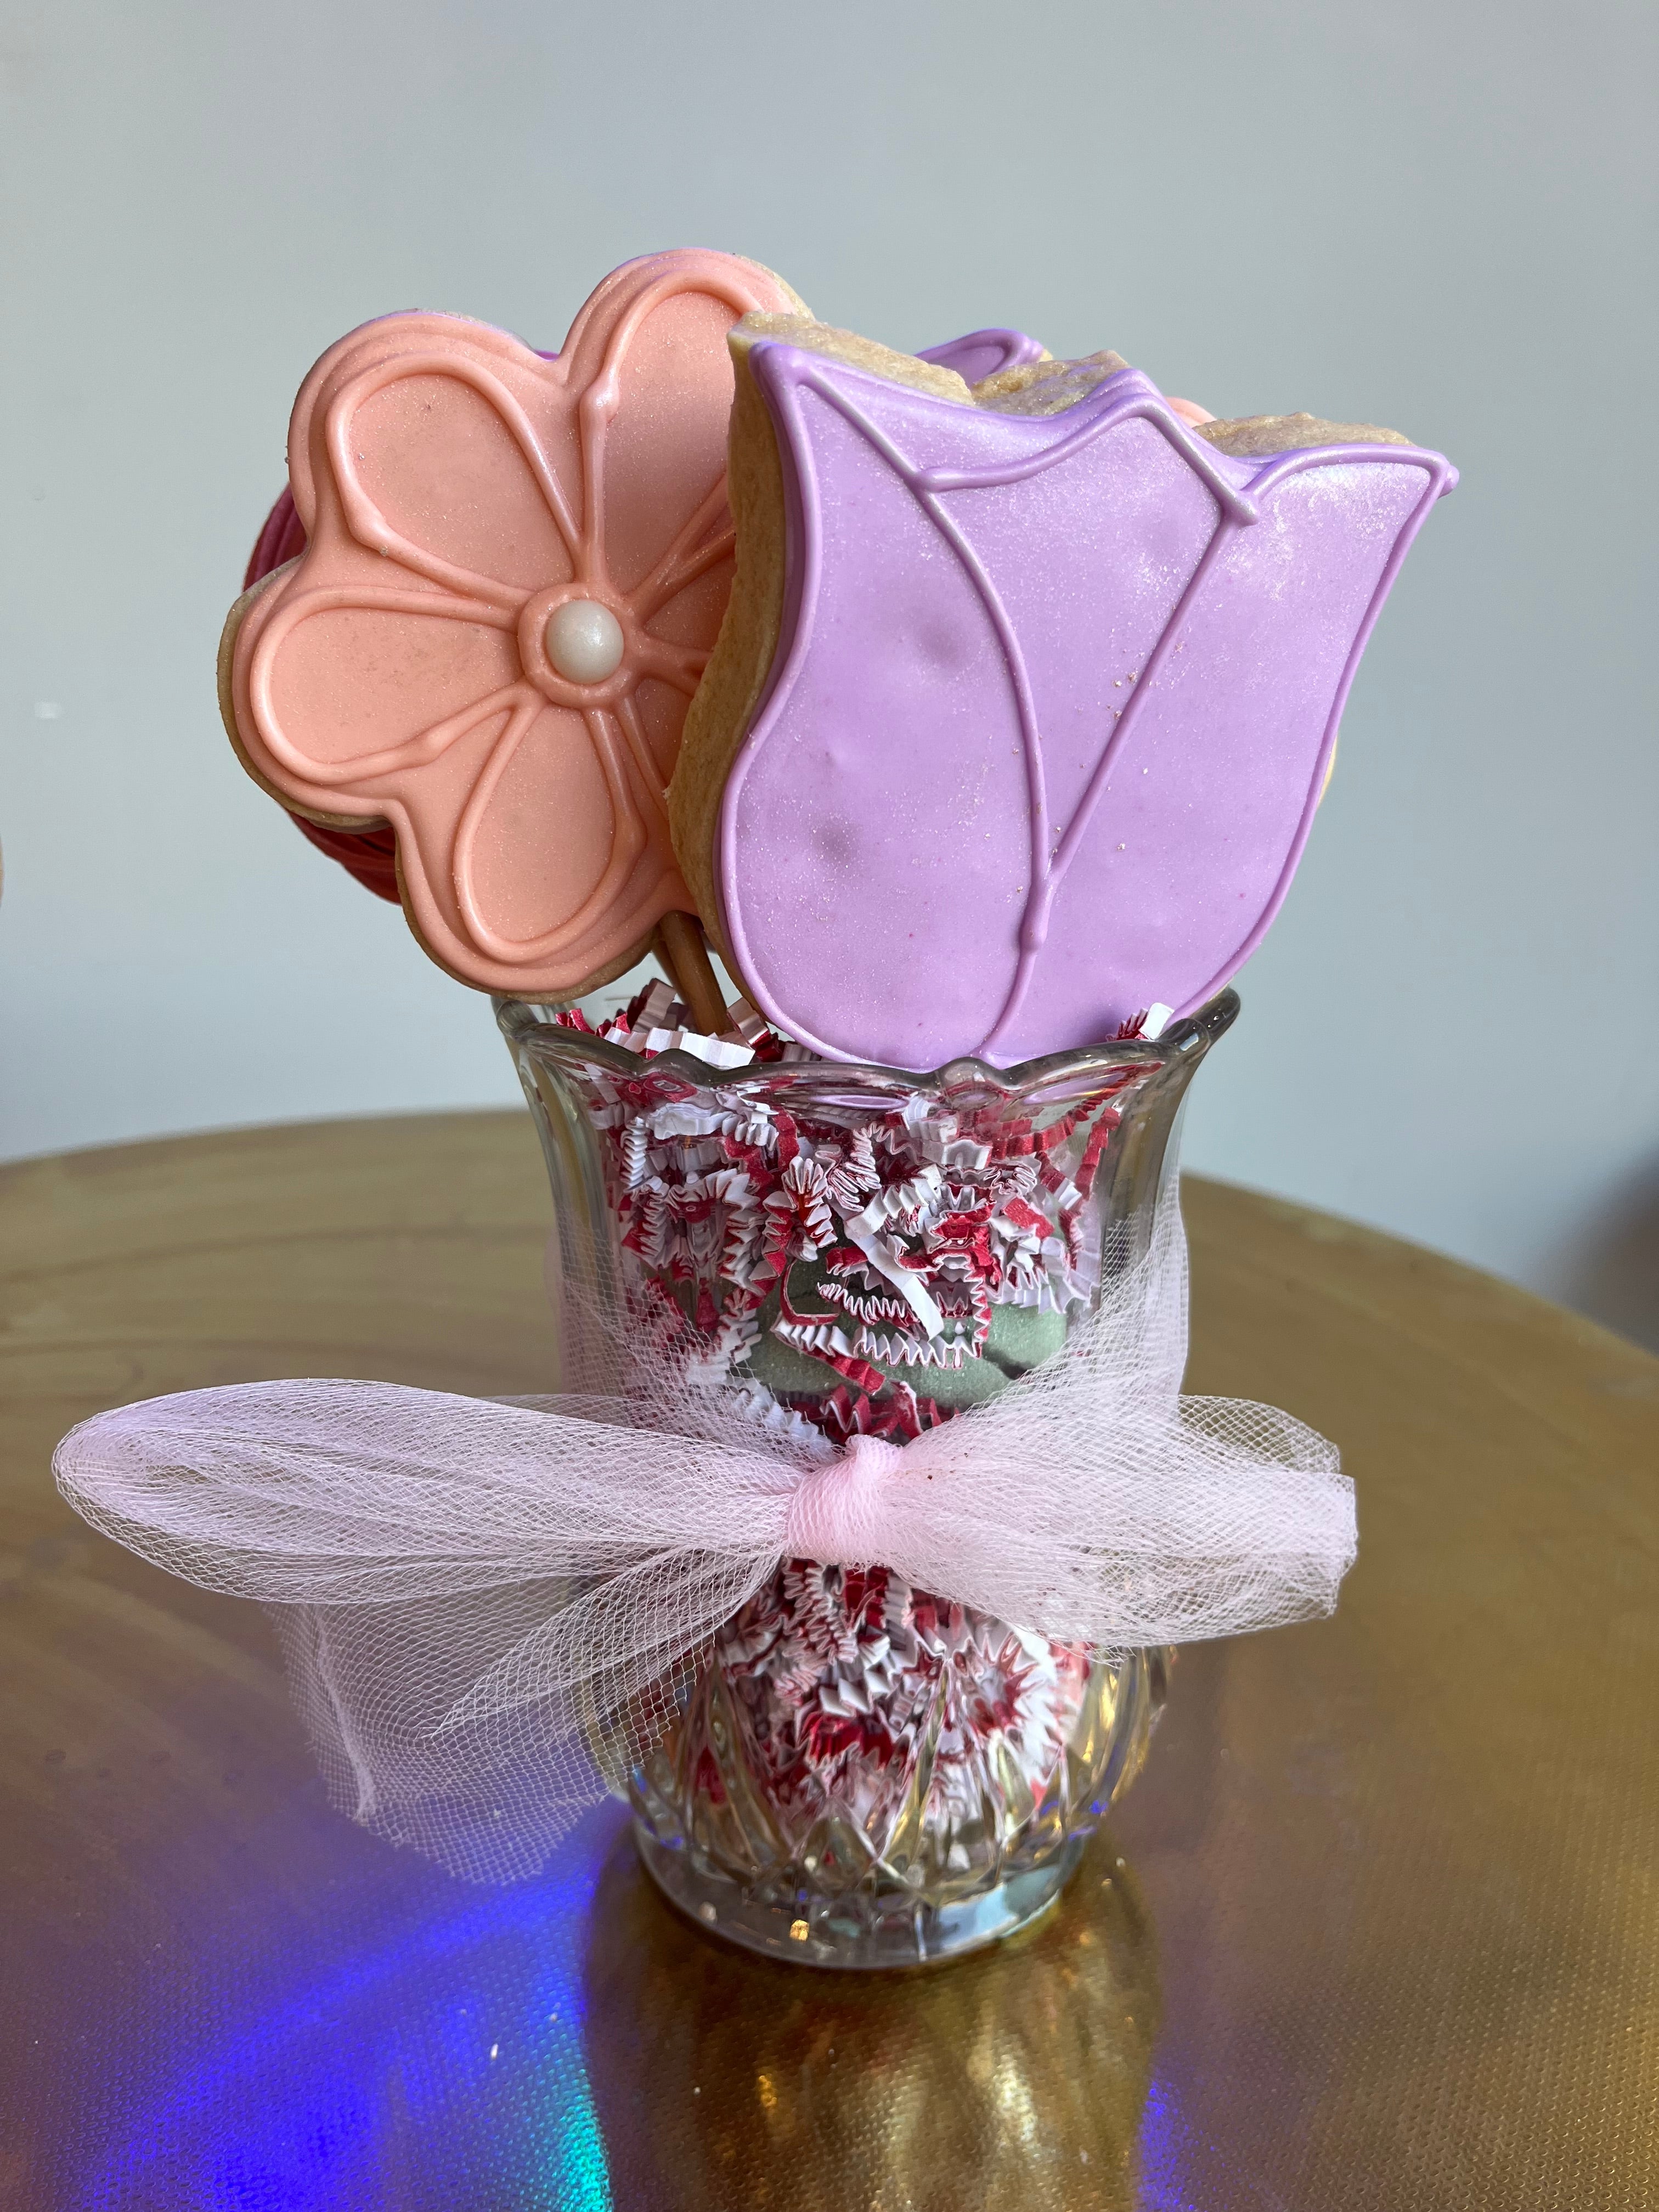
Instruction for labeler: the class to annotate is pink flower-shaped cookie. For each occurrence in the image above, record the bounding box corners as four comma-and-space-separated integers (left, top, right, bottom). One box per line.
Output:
226, 250, 800, 996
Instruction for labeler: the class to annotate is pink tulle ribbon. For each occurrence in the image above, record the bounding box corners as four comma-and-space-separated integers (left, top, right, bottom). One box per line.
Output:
53, 1195, 1354, 1883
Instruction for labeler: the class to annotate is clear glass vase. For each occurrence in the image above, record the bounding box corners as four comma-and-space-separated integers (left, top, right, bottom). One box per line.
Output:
498, 988, 1236, 1967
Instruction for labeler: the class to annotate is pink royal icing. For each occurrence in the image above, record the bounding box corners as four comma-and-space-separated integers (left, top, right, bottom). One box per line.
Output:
717, 348, 1455, 1067
229, 250, 798, 997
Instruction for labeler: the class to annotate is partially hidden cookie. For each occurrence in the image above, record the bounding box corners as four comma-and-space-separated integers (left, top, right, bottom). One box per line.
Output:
669, 315, 1455, 1068
222, 249, 805, 999
916, 328, 1047, 385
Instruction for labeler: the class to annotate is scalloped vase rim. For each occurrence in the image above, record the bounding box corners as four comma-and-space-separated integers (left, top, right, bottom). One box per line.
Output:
494, 985, 1240, 1092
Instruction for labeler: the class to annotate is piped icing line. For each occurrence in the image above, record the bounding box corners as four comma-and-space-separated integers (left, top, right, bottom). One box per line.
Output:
916, 329, 1047, 385
324, 350, 582, 597
715, 339, 1455, 1066
1024, 435, 1457, 1048
246, 603, 522, 789
765, 358, 1059, 1042
984, 430, 1451, 1055
631, 482, 737, 627
228, 250, 804, 1000
909, 389, 1260, 515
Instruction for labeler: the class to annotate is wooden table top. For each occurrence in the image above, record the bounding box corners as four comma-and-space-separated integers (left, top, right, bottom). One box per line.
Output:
2, 1112, 1655, 2211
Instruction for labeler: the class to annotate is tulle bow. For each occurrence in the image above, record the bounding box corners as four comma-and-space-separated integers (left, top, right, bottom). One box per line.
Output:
54, 1196, 1353, 1882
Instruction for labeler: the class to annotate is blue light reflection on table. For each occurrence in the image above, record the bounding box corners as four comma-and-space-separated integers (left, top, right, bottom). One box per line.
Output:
77, 1806, 625, 2212
64, 1797, 1185, 2212
1138, 2072, 1203, 2212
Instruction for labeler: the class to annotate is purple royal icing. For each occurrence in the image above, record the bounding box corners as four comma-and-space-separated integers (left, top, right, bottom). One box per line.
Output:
716, 346, 1456, 1069
917, 329, 1047, 386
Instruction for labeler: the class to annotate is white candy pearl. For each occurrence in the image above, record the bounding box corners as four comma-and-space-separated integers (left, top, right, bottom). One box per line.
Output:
545, 599, 625, 685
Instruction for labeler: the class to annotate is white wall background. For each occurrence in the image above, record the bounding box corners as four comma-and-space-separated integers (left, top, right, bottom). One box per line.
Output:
2, 0, 1655, 1345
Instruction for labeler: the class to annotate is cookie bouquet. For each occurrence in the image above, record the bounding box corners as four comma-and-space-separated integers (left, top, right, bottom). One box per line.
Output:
57, 250, 1452, 1967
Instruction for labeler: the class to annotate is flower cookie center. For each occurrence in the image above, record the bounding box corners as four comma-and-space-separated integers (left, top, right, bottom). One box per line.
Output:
545, 599, 625, 686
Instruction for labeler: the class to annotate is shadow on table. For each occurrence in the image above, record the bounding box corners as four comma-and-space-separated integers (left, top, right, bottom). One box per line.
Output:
580, 1822, 1161, 2212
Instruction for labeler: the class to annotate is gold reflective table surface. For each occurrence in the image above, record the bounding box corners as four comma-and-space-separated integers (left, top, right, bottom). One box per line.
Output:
2, 1113, 1655, 2211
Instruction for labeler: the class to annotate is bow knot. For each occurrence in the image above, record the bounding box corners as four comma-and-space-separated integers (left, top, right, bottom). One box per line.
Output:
785, 1432, 906, 1566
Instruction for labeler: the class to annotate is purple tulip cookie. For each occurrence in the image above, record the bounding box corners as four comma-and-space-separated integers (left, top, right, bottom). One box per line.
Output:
669, 316, 1455, 1069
